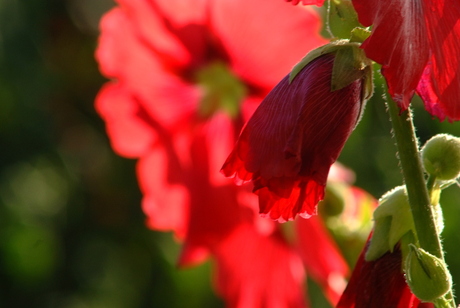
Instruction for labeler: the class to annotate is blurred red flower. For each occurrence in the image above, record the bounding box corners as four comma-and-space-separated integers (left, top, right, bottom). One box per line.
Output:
351, 0, 460, 121
222, 52, 369, 222
285, 0, 324, 6
94, 0, 372, 306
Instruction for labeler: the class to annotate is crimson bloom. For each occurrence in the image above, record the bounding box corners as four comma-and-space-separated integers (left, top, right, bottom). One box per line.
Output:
337, 241, 433, 308
95, 0, 359, 306
222, 43, 373, 222
288, 0, 460, 121
352, 0, 460, 121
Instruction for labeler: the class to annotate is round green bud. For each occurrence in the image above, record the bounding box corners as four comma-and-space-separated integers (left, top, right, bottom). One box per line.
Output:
404, 244, 452, 302
421, 134, 460, 181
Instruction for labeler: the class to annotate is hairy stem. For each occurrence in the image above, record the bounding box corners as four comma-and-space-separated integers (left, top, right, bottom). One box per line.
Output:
384, 88, 455, 307
386, 95, 442, 257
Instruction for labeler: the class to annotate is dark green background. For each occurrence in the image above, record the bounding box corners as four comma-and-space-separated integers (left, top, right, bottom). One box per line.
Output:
0, 1, 458, 307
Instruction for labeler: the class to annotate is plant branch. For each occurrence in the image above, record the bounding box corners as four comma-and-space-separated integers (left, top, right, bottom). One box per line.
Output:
384, 86, 455, 307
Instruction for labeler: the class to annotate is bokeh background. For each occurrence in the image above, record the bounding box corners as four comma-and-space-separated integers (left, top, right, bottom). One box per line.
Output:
0, 1, 459, 307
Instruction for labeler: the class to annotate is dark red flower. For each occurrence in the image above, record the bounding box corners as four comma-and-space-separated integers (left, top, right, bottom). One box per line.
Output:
352, 0, 460, 121
222, 48, 371, 222
337, 241, 434, 308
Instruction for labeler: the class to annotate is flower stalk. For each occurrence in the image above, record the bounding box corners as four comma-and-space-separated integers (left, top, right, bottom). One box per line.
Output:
384, 78, 456, 307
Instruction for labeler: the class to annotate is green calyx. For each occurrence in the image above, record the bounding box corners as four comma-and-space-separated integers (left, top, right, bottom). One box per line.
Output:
365, 186, 416, 261
349, 27, 371, 44
289, 39, 373, 103
405, 244, 452, 303
196, 62, 247, 118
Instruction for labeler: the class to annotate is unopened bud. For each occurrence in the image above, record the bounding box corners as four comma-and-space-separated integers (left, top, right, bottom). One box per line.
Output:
422, 134, 460, 181
405, 244, 452, 302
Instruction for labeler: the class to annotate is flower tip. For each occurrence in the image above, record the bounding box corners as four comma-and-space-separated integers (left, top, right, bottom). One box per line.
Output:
221, 151, 255, 185
299, 212, 313, 220
260, 212, 292, 223
260, 206, 315, 223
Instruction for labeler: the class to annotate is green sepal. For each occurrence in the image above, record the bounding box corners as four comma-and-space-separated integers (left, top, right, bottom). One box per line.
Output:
404, 244, 452, 302
289, 40, 373, 104
289, 42, 342, 84
365, 216, 392, 261
331, 45, 371, 93
349, 27, 371, 44
365, 186, 416, 261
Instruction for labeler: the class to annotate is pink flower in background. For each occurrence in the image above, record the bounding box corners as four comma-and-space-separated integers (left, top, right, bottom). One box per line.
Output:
95, 0, 366, 306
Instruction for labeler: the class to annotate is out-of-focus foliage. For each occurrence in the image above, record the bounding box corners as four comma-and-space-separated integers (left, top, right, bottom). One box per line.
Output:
0, 0, 459, 307
0, 0, 221, 307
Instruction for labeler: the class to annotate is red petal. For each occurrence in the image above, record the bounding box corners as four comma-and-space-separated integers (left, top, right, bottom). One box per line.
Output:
353, 0, 460, 121
285, 0, 326, 6
137, 148, 189, 239
214, 224, 307, 308
295, 216, 349, 305
95, 83, 156, 157
176, 126, 253, 266
115, 0, 209, 68
353, 0, 429, 109
200, 112, 239, 186
257, 180, 325, 222
96, 7, 200, 129
416, 0, 460, 121
210, 0, 327, 91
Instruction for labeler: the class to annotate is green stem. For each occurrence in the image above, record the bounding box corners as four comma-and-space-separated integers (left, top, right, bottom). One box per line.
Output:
384, 88, 455, 307
385, 93, 442, 258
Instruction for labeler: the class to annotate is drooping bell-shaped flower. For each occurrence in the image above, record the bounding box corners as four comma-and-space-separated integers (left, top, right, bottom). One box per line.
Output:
222, 41, 373, 222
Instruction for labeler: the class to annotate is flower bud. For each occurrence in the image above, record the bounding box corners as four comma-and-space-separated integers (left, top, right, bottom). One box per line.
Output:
222, 40, 373, 222
421, 134, 460, 181
404, 244, 452, 302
